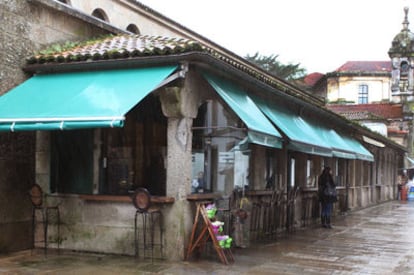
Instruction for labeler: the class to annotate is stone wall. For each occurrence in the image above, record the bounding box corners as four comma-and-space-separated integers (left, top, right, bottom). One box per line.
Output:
0, 0, 110, 95
0, 0, 111, 253
0, 132, 34, 252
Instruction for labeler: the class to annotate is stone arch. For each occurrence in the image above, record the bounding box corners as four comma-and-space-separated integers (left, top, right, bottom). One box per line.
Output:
126, 24, 140, 34
92, 8, 109, 22
57, 0, 71, 4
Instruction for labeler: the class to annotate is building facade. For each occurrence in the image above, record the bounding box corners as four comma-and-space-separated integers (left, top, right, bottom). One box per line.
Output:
326, 61, 392, 104
302, 62, 408, 147
0, 0, 405, 261
313, 8, 414, 154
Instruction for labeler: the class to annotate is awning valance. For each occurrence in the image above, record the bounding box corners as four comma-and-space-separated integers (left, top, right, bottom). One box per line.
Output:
253, 97, 374, 161
203, 73, 283, 149
318, 127, 374, 161
405, 156, 414, 170
0, 66, 177, 131
314, 126, 357, 160
339, 134, 375, 162
253, 98, 332, 157
362, 135, 385, 148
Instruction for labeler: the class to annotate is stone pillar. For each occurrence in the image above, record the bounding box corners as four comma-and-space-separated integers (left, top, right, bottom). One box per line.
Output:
251, 145, 266, 190
391, 57, 401, 95
280, 146, 289, 189
35, 131, 50, 191
158, 77, 200, 260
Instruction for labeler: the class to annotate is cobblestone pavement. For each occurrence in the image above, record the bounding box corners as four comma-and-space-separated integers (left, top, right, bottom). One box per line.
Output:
1, 200, 414, 274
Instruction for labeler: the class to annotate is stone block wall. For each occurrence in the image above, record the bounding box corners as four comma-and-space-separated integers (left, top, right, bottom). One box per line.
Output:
0, 0, 111, 253
0, 0, 110, 95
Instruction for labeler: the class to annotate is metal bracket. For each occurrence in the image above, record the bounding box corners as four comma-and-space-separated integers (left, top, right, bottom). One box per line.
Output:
153, 63, 188, 91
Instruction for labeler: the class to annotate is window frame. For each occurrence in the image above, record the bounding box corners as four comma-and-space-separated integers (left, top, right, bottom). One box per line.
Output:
191, 98, 249, 195
51, 94, 168, 196
358, 84, 369, 104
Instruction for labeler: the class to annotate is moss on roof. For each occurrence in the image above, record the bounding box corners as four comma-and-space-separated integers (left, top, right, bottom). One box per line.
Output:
25, 34, 325, 108
27, 34, 203, 64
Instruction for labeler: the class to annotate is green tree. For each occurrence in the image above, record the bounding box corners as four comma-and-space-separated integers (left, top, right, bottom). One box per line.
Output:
245, 52, 307, 81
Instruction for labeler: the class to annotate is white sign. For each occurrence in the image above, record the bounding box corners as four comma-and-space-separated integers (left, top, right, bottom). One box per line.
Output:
219, 152, 234, 163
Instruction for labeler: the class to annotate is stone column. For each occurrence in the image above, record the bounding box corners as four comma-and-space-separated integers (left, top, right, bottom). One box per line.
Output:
158, 76, 200, 260
35, 131, 50, 191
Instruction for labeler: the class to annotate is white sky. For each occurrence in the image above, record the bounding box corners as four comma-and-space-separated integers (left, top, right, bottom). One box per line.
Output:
138, 0, 411, 73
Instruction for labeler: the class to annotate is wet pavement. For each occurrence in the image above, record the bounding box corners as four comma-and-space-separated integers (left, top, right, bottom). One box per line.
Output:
1, 200, 414, 274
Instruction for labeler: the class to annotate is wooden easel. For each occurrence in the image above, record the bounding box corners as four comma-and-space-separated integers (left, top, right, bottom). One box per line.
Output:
186, 201, 234, 265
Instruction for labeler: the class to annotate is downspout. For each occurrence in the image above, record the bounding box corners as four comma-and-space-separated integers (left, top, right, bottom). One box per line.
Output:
374, 160, 377, 202
345, 159, 349, 211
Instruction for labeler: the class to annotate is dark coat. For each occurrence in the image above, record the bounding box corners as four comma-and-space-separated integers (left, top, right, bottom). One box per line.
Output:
318, 174, 337, 203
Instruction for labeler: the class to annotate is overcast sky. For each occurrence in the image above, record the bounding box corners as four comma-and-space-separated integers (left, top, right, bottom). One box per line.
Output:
138, 0, 411, 73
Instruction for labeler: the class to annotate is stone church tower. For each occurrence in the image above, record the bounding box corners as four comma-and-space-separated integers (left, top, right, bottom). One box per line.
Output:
389, 7, 414, 156
389, 7, 414, 97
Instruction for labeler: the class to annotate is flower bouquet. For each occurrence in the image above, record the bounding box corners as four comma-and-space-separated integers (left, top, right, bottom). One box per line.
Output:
205, 203, 217, 219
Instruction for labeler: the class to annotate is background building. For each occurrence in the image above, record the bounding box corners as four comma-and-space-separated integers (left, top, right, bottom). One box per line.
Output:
302, 8, 414, 158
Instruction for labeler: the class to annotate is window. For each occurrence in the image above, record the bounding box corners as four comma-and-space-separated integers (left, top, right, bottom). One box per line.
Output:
306, 159, 314, 186
401, 61, 410, 79
358, 84, 368, 104
335, 158, 348, 187
400, 61, 410, 92
51, 94, 167, 196
192, 99, 248, 195
57, 0, 71, 4
92, 8, 109, 22
126, 24, 140, 34
265, 149, 277, 189
290, 158, 295, 187
335, 159, 339, 177
51, 130, 94, 194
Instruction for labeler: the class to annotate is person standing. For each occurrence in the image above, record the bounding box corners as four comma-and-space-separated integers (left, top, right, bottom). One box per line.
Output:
397, 171, 408, 200
318, 167, 338, 229
406, 173, 414, 200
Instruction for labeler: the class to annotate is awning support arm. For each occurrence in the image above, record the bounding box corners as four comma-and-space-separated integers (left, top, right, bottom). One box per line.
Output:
152, 63, 188, 91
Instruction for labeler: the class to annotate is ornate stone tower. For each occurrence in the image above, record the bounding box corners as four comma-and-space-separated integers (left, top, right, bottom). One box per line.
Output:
389, 7, 414, 97
389, 7, 414, 157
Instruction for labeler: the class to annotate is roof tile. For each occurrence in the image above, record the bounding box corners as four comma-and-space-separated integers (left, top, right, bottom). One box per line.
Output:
27, 35, 203, 64
327, 103, 403, 120
25, 34, 324, 107
335, 61, 391, 73
303, 72, 324, 86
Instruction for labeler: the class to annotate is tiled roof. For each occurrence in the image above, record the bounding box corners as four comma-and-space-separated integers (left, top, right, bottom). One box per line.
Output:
334, 61, 391, 73
27, 35, 203, 64
303, 72, 324, 86
327, 103, 403, 120
388, 128, 409, 135
332, 110, 385, 121
25, 34, 324, 107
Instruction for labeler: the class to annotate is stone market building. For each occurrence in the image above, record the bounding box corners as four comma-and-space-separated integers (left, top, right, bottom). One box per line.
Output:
0, 0, 406, 261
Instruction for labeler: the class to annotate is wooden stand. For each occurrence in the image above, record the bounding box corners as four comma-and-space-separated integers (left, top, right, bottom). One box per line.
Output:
186, 201, 234, 265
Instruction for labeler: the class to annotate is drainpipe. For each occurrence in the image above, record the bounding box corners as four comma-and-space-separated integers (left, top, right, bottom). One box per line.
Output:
345, 159, 349, 211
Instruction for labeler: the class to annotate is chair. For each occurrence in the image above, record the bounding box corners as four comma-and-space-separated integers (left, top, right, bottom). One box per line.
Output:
286, 186, 300, 232
29, 184, 60, 256
132, 188, 163, 261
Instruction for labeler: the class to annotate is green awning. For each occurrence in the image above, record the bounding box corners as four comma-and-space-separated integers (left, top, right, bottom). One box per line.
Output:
203, 73, 282, 149
339, 134, 374, 162
314, 127, 356, 159
332, 150, 357, 160
254, 98, 332, 157
316, 126, 374, 161
254, 97, 374, 161
0, 66, 177, 131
